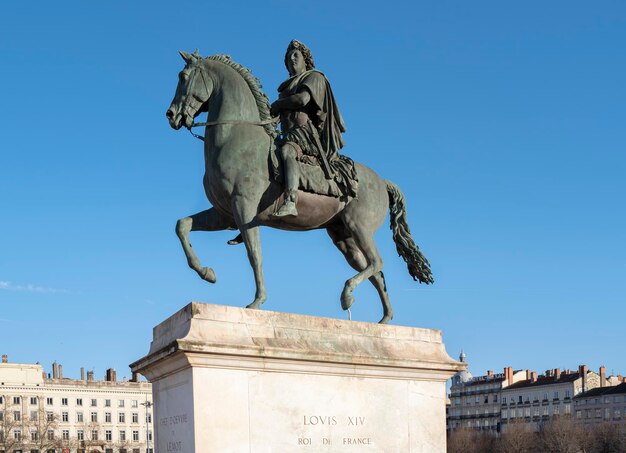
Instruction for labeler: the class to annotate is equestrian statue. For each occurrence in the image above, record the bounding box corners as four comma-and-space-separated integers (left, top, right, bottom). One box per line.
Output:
166, 40, 432, 324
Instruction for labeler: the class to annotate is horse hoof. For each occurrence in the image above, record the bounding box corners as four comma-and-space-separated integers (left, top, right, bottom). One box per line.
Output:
341, 288, 355, 311
246, 300, 264, 310
199, 267, 216, 283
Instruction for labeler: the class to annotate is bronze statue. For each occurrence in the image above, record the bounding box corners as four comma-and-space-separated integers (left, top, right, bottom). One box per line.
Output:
165, 43, 433, 324
271, 40, 356, 217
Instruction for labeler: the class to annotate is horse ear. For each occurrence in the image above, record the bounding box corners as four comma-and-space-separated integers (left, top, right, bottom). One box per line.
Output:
193, 48, 201, 58
179, 50, 192, 63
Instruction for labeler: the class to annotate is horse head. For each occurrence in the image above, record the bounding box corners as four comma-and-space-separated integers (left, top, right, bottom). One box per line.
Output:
166, 50, 213, 130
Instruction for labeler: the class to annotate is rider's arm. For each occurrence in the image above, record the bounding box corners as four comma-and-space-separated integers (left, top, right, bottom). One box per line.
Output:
271, 90, 311, 116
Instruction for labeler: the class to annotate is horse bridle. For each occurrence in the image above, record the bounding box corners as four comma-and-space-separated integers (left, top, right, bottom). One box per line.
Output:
181, 62, 278, 142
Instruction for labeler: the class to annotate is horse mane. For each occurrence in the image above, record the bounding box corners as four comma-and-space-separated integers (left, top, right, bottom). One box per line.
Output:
206, 54, 278, 139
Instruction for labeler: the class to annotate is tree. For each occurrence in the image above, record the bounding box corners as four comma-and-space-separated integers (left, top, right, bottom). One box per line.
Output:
447, 428, 495, 453
588, 423, 626, 453
497, 421, 538, 453
539, 416, 588, 453
20, 407, 63, 453
0, 397, 25, 453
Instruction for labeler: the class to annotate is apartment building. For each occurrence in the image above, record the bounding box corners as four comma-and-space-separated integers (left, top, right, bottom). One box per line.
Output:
574, 382, 626, 425
0, 355, 153, 453
447, 352, 528, 433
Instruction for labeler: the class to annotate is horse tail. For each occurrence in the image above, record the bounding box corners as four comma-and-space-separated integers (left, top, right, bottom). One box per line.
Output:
386, 180, 434, 284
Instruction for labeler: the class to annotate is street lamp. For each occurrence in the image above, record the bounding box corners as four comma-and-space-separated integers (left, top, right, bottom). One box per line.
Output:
141, 397, 153, 453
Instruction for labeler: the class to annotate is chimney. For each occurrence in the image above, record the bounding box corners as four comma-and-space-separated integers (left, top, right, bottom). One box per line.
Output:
80, 367, 85, 381
87, 370, 94, 381
504, 367, 513, 385
531, 371, 538, 383
579, 365, 588, 392
1, 354, 7, 363
106, 368, 117, 382
600, 366, 606, 387
546, 369, 552, 377
487, 370, 494, 377
52, 361, 58, 379
526, 370, 532, 380
555, 368, 561, 380
58, 364, 63, 379
42, 371, 47, 380
131, 372, 140, 383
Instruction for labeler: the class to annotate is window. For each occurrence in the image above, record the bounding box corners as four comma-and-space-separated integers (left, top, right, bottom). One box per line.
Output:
543, 406, 549, 416
502, 409, 508, 419
91, 430, 98, 441
76, 398, 83, 406
13, 396, 21, 405
484, 395, 489, 403
133, 449, 140, 453
46, 397, 53, 405
595, 409, 601, 418
502, 396, 507, 404
105, 399, 111, 407
91, 412, 98, 423
48, 429, 55, 440
0, 411, 3, 421
554, 391, 559, 399
91, 399, 97, 407
118, 399, 125, 408
148, 430, 152, 441
132, 413, 139, 423
105, 412, 112, 423
30, 410, 38, 421
565, 390, 571, 399
565, 404, 571, 415
77, 430, 84, 441
29, 397, 37, 405
132, 430, 139, 442
118, 412, 125, 423
31, 431, 38, 441
493, 394, 498, 403
119, 430, 126, 441
554, 405, 560, 415
62, 430, 69, 440
605, 408, 610, 419
47, 411, 54, 421
0, 396, 3, 403
61, 398, 68, 406
14, 429, 21, 440
106, 430, 112, 441
576, 410, 582, 419
131, 400, 138, 408
14, 411, 21, 421
76, 412, 84, 422
62, 412, 68, 422
543, 393, 548, 401
146, 413, 152, 423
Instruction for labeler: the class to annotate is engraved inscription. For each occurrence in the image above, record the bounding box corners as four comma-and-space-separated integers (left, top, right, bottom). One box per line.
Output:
298, 415, 371, 448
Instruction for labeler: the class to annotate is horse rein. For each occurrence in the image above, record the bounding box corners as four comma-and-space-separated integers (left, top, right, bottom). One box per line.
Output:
182, 63, 279, 142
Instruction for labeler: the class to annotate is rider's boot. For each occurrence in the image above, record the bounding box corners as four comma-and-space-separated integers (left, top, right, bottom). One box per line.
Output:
272, 144, 299, 217
272, 189, 298, 217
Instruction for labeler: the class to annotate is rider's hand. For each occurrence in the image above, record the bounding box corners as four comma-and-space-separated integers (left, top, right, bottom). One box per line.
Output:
270, 101, 280, 118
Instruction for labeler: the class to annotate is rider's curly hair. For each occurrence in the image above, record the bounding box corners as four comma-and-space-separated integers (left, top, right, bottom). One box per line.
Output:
284, 40, 315, 74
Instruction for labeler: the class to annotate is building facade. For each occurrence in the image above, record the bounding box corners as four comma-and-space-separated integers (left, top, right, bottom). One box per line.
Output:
574, 382, 626, 425
500, 365, 608, 432
0, 357, 153, 453
447, 353, 528, 434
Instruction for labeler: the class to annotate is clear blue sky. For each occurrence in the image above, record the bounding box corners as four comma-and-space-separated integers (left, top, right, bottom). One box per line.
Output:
1, 1, 624, 381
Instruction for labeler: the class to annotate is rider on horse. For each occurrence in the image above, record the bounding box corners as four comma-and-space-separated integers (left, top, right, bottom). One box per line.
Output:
271, 40, 358, 217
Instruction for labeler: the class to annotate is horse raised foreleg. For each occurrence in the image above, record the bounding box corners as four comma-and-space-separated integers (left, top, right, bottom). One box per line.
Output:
232, 200, 266, 309
175, 208, 234, 283
327, 227, 393, 323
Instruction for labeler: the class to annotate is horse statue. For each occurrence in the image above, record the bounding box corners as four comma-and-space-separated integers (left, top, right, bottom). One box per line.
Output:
165, 50, 433, 324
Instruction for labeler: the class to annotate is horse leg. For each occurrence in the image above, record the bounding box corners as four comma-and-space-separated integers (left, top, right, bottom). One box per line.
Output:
175, 208, 233, 283
327, 227, 393, 324
232, 199, 267, 309
339, 222, 386, 319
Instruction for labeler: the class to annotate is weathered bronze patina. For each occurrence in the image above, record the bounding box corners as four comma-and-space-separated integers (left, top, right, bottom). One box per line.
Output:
166, 42, 432, 324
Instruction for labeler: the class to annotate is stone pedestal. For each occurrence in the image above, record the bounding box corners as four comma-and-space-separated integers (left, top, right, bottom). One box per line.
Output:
130, 303, 463, 453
